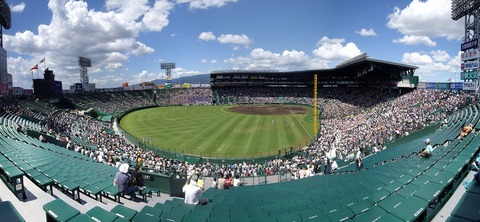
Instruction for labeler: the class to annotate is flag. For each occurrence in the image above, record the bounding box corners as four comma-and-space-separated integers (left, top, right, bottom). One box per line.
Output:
39, 57, 45, 64
30, 64, 38, 70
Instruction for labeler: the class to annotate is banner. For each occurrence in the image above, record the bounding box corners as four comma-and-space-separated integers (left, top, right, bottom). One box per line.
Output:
436, 83, 449, 90
461, 70, 478, 80
449, 82, 463, 90
463, 82, 477, 91
417, 82, 426, 89
426, 83, 436, 89
461, 49, 480, 61
461, 60, 479, 71
461, 39, 478, 51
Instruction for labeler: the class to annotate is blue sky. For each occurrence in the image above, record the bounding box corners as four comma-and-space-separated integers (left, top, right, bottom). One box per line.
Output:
4, 0, 464, 89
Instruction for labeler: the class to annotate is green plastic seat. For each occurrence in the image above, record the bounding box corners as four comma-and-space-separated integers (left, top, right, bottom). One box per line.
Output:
43, 199, 80, 222
0, 201, 25, 222
347, 199, 373, 215
160, 211, 185, 222
450, 192, 480, 221
377, 194, 405, 213
86, 206, 118, 222
389, 196, 428, 222
68, 214, 96, 222
132, 206, 162, 222
412, 181, 443, 203
110, 204, 137, 220
395, 183, 420, 199
277, 212, 302, 222
352, 206, 402, 222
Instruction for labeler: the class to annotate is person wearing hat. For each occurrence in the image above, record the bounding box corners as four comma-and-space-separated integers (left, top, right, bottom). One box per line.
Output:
114, 163, 142, 198
182, 174, 208, 205
419, 138, 433, 158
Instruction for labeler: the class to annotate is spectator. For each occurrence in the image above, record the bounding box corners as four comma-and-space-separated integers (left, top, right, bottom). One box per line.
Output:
225, 175, 232, 188
183, 175, 208, 205
217, 174, 226, 189
233, 174, 243, 187
419, 138, 433, 158
460, 124, 473, 138
114, 163, 142, 198
131, 165, 145, 187
355, 147, 363, 170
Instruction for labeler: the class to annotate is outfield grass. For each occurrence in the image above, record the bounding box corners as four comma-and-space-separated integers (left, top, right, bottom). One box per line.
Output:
119, 105, 315, 156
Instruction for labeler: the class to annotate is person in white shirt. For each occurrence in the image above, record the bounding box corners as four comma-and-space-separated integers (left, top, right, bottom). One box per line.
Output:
233, 174, 243, 187
355, 148, 363, 170
183, 175, 208, 205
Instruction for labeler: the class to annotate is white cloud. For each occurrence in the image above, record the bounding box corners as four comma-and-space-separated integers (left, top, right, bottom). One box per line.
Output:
200, 58, 208, 63
356, 28, 376, 37
198, 31, 216, 41
312, 36, 362, 61
217, 34, 252, 46
402, 51, 460, 82
170, 33, 178, 37
131, 70, 162, 83
430, 50, 450, 62
402, 52, 433, 65
142, 0, 174, 31
176, 0, 237, 9
5, 0, 170, 89
105, 0, 149, 21
225, 48, 320, 71
132, 41, 155, 56
387, 0, 463, 40
11, 2, 26, 13
211, 59, 217, 64
90, 74, 126, 88
172, 67, 203, 78
393, 35, 436, 46
224, 36, 363, 71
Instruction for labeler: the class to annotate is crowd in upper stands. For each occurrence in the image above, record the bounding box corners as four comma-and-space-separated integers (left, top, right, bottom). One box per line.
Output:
2, 87, 476, 182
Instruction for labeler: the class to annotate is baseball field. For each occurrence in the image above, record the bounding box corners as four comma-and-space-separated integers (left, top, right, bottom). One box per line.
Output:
119, 105, 315, 157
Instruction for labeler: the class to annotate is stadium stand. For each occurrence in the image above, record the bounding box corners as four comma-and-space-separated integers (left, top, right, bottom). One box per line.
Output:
0, 86, 479, 221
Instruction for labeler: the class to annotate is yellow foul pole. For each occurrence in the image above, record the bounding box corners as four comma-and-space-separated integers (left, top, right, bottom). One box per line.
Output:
313, 74, 318, 139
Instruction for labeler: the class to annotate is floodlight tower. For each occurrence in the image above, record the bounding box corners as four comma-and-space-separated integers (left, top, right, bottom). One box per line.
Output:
0, 0, 11, 48
78, 57, 92, 92
452, 0, 480, 94
161, 62, 175, 89
0, 0, 11, 96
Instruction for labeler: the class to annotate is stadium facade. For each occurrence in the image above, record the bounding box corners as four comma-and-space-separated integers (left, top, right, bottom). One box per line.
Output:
211, 53, 419, 89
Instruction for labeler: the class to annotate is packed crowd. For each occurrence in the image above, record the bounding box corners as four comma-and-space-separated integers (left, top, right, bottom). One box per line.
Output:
65, 88, 213, 115
65, 91, 155, 114
3, 87, 476, 182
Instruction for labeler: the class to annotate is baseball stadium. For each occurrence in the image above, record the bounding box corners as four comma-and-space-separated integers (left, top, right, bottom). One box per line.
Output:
1, 1, 480, 222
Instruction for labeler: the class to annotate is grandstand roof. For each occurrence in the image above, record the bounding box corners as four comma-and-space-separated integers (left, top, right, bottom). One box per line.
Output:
211, 54, 418, 87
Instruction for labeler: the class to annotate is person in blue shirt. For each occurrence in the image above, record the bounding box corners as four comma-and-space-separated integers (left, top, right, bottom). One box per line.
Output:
419, 138, 433, 158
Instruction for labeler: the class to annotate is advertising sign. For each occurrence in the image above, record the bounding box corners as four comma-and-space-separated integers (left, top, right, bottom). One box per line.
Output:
436, 83, 449, 89
461, 70, 478, 80
75, 83, 83, 92
461, 49, 480, 61
449, 82, 463, 90
426, 82, 436, 89
463, 82, 477, 91
461, 60, 479, 71
161, 63, 176, 69
461, 39, 478, 51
